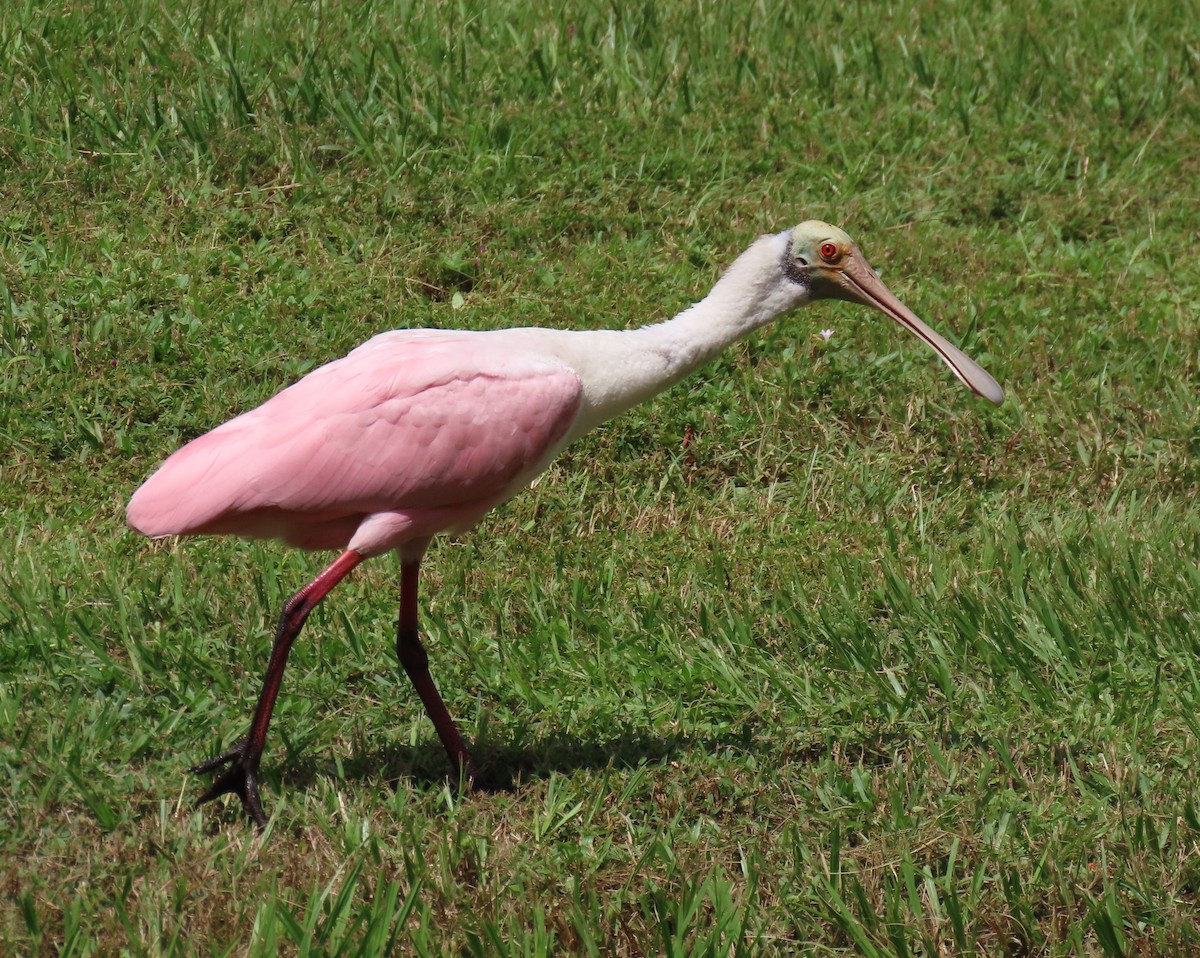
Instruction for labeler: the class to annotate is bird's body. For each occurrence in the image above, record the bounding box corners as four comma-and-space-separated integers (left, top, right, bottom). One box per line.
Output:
128, 222, 1003, 825
129, 330, 584, 554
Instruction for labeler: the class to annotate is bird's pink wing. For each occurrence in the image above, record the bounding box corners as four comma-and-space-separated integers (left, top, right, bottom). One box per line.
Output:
127, 333, 582, 547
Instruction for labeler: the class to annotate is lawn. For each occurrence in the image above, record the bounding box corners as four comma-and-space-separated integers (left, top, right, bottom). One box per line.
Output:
2, 0, 1199, 954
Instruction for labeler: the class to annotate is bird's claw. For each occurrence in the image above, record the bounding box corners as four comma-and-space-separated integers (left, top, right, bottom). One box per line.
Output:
190, 741, 269, 828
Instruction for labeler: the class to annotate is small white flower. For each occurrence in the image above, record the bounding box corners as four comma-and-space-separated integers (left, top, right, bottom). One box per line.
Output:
819, 328, 835, 341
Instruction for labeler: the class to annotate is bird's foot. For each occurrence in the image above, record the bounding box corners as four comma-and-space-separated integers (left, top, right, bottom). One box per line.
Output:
452, 753, 517, 795
190, 741, 268, 828
470, 770, 514, 795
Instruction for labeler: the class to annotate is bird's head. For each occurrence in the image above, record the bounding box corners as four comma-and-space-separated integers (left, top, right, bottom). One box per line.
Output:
784, 221, 1004, 405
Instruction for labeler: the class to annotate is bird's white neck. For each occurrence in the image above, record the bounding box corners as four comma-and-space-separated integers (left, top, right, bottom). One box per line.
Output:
637, 231, 807, 376
551, 230, 808, 440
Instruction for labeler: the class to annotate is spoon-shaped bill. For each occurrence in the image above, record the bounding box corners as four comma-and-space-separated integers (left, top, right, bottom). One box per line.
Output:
841, 252, 1004, 406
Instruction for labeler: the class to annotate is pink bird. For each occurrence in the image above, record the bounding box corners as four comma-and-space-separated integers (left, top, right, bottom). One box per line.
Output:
128, 221, 1003, 825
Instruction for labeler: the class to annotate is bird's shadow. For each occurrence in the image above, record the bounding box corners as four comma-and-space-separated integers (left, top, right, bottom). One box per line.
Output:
273, 723, 787, 797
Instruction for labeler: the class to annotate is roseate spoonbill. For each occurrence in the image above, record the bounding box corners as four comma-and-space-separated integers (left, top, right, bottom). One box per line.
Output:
128, 221, 1003, 825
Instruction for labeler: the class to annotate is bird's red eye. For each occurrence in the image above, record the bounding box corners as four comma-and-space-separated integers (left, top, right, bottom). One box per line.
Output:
820, 242, 839, 261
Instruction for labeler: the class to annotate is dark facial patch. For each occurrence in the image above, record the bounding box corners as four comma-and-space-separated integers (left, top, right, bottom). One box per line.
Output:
782, 237, 811, 288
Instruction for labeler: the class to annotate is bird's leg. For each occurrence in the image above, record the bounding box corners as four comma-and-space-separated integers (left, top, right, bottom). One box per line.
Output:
192, 548, 364, 826
396, 559, 480, 786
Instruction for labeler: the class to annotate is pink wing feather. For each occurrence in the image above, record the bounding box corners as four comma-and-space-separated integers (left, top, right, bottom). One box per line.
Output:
127, 333, 582, 551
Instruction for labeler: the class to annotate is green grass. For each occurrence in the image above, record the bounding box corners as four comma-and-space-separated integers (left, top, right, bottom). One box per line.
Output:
2, 0, 1199, 953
